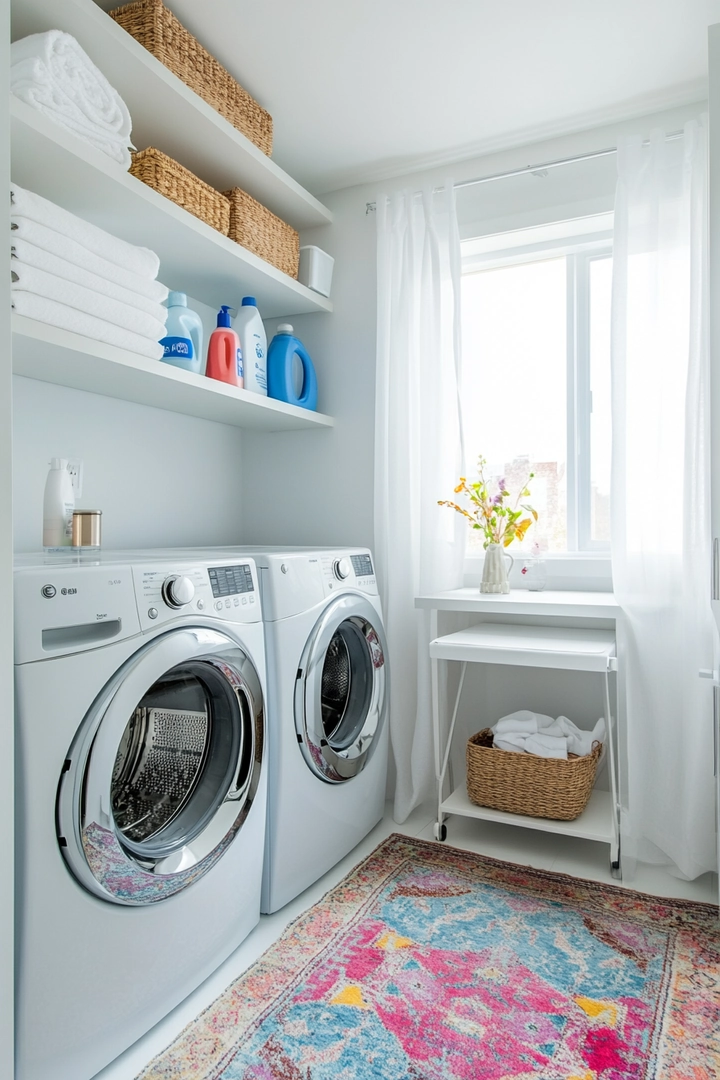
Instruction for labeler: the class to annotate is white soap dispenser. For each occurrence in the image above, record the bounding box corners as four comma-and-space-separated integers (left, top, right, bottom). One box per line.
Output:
43, 458, 75, 549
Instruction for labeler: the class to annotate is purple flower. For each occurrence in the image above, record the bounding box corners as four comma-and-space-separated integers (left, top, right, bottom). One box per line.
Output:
497, 478, 506, 491
492, 494, 503, 505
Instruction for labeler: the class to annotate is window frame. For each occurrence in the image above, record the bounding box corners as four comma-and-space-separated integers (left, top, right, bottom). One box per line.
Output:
460, 216, 613, 563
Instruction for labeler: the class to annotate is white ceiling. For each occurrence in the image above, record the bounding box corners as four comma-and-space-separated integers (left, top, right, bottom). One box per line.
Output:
136, 1, 720, 194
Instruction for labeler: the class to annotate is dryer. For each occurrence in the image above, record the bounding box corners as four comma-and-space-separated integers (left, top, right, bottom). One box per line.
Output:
14, 551, 267, 1080
234, 548, 389, 914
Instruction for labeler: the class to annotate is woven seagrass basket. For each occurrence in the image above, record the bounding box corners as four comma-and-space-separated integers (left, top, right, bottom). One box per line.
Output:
130, 147, 230, 235
110, 0, 273, 156
466, 728, 602, 821
223, 187, 299, 278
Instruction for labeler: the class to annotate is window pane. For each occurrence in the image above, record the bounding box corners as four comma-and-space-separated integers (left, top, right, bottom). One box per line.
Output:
589, 257, 612, 543
461, 258, 567, 553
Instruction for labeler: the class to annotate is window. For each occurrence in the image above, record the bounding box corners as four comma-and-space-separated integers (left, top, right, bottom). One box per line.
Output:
461, 215, 612, 554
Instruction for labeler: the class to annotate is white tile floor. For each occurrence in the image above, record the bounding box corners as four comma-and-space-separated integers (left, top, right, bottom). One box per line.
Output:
96, 803, 718, 1080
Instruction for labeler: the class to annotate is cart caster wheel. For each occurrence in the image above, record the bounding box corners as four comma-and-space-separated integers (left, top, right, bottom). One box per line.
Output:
433, 822, 447, 842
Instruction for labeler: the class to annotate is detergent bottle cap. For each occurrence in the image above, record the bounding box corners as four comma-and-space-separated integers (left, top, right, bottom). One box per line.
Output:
276, 323, 294, 334
167, 291, 187, 308
216, 305, 233, 327
241, 296, 257, 308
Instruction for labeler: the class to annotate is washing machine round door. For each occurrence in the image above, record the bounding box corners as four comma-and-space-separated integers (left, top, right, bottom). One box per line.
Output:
295, 594, 388, 783
57, 627, 264, 905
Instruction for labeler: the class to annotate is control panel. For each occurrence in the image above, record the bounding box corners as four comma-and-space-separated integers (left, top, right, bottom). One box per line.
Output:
320, 551, 376, 593
133, 561, 258, 630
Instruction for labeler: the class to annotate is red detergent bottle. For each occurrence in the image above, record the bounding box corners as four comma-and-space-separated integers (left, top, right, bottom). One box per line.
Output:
206, 305, 243, 387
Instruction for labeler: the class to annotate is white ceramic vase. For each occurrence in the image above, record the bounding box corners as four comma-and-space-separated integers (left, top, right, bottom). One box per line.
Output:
481, 543, 513, 594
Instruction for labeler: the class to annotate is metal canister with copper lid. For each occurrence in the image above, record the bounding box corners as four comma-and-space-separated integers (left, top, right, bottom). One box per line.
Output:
71, 510, 102, 549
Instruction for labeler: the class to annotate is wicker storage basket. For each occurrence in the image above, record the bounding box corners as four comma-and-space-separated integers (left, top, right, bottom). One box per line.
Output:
466, 729, 602, 821
130, 147, 230, 235
223, 187, 299, 278
110, 0, 273, 156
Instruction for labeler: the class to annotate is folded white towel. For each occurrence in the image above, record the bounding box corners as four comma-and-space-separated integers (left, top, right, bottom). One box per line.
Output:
524, 733, 568, 760
11, 31, 133, 167
11, 184, 159, 279
12, 240, 167, 323
12, 264, 167, 341
13, 292, 165, 361
10, 219, 168, 304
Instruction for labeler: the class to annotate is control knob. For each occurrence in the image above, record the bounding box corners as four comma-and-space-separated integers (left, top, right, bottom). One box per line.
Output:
162, 575, 195, 608
333, 557, 352, 581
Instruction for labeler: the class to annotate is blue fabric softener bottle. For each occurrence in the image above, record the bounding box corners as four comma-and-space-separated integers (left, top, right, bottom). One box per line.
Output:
159, 291, 204, 373
267, 324, 318, 411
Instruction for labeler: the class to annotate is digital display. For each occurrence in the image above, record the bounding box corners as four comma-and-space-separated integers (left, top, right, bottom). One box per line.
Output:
208, 564, 254, 598
351, 554, 374, 577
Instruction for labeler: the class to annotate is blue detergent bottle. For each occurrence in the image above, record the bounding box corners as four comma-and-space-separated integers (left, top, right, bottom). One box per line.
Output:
159, 291, 204, 374
267, 324, 318, 411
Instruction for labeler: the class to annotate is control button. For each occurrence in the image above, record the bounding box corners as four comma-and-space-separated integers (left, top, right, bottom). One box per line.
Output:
196, 599, 205, 610
334, 557, 352, 580
241, 596, 247, 605
215, 601, 223, 611
225, 599, 231, 608
41, 584, 56, 599
162, 575, 195, 609
233, 597, 240, 606
249, 595, 255, 604
148, 607, 158, 620
281, 563, 288, 574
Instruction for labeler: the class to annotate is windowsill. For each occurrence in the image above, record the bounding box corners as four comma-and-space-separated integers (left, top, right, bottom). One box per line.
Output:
464, 553, 612, 593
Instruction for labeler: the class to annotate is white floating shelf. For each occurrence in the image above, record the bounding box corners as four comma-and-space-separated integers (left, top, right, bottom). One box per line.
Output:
10, 0, 332, 230
10, 100, 333, 319
441, 786, 615, 844
12, 316, 335, 433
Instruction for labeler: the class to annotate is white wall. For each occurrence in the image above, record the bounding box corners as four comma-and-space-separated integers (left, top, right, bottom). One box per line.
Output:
0, 0, 12, 1070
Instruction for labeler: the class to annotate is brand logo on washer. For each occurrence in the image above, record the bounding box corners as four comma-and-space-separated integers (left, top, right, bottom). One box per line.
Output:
41, 584, 56, 598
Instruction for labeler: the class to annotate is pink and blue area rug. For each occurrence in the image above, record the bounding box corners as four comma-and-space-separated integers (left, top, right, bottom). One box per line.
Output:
138, 834, 720, 1079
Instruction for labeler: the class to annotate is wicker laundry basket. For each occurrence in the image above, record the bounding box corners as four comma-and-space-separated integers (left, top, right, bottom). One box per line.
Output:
466, 728, 602, 821
223, 187, 299, 278
130, 147, 230, 235
110, 0, 273, 156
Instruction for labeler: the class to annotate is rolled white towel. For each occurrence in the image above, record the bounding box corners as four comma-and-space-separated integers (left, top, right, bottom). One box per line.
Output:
11, 184, 160, 279
12, 263, 167, 342
11, 31, 133, 167
12, 240, 167, 322
11, 219, 168, 304
524, 733, 568, 760
12, 293, 164, 361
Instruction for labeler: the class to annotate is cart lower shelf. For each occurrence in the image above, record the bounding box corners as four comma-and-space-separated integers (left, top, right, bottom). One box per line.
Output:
437, 785, 615, 845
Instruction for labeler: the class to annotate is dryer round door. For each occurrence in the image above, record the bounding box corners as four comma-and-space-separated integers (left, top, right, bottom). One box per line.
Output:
56, 626, 264, 906
295, 594, 388, 783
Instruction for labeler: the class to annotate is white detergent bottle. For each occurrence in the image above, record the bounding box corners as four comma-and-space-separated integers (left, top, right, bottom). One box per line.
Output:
235, 296, 267, 395
43, 458, 74, 548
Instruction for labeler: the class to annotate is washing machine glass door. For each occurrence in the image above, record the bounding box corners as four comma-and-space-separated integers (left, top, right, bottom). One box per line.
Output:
296, 594, 387, 783
57, 627, 263, 905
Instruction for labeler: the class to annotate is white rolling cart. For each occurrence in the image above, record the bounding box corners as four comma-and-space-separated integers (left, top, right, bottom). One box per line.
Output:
416, 590, 622, 877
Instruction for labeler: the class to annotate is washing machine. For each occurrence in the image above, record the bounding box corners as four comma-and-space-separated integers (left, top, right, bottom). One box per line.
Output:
230, 547, 389, 914
14, 550, 267, 1080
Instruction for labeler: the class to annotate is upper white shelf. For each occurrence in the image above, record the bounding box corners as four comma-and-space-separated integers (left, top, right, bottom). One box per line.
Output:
12, 315, 335, 432
10, 0, 332, 231
10, 100, 332, 319
416, 588, 619, 620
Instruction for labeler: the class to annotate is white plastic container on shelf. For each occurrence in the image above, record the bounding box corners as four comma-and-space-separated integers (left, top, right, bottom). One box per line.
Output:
42, 457, 74, 548
298, 245, 334, 297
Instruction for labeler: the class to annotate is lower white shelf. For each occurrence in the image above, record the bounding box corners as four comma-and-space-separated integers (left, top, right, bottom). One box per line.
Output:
440, 785, 615, 844
12, 315, 335, 432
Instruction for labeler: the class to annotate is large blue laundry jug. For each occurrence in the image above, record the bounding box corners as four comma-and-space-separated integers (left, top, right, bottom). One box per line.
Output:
267, 324, 318, 411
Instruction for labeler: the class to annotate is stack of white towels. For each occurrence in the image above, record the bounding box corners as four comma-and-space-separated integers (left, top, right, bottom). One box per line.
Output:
491, 710, 605, 760
11, 30, 134, 168
11, 183, 169, 361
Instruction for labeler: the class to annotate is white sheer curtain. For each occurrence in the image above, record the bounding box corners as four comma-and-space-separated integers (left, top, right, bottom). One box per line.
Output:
375, 184, 465, 823
611, 119, 717, 879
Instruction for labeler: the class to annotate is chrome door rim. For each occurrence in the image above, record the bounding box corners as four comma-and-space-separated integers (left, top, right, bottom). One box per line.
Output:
295, 594, 387, 783
56, 626, 264, 905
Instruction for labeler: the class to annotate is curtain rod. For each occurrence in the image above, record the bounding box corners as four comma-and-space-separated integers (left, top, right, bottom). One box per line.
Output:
364, 129, 685, 214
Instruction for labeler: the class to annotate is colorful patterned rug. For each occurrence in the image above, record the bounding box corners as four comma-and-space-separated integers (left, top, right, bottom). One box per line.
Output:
138, 834, 720, 1079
